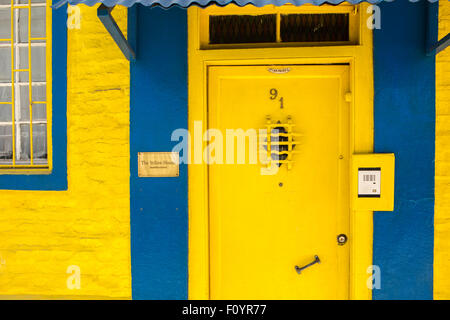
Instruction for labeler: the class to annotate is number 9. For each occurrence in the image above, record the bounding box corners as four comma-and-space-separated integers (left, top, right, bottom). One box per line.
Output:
270, 88, 278, 100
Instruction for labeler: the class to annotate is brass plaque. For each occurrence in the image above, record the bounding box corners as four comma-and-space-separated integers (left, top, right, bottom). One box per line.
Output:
138, 152, 179, 177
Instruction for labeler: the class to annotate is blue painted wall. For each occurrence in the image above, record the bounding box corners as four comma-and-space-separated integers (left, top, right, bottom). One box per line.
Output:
373, 0, 436, 299
0, 3, 67, 191
129, 5, 188, 300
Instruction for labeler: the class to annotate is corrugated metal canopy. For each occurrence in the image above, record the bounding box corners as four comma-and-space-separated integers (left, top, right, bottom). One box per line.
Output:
61, 0, 434, 9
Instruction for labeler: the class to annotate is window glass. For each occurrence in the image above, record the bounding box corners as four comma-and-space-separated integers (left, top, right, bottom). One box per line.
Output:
0, 8, 11, 39
0, 125, 12, 163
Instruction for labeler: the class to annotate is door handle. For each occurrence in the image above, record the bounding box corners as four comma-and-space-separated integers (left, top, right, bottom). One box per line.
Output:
295, 255, 320, 274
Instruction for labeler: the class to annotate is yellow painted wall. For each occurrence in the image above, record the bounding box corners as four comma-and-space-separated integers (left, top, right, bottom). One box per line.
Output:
0, 5, 131, 299
435, 0, 450, 300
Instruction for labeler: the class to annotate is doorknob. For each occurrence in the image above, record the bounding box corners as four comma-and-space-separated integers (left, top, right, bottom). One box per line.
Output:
295, 255, 320, 274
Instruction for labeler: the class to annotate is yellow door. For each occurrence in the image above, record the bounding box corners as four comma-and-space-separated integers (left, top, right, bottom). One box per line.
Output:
208, 65, 351, 300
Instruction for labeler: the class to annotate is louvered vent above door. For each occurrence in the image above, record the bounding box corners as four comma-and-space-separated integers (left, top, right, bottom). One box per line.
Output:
280, 13, 349, 42
198, 4, 360, 49
209, 14, 277, 44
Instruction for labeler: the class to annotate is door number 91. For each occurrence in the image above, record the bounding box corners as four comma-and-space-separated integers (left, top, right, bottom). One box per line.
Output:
270, 88, 284, 109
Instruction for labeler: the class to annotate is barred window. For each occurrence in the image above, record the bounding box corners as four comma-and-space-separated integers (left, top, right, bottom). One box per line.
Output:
0, 0, 49, 169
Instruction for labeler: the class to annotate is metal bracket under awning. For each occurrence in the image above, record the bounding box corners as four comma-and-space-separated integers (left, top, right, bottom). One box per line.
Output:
52, 1, 136, 60
426, 1, 449, 56
97, 4, 136, 61
427, 33, 450, 56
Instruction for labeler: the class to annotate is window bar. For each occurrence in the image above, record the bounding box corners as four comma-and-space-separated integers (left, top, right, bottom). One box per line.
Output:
276, 12, 281, 43
14, 5, 21, 165
10, 0, 15, 165
2, 41, 46, 47
0, 166, 48, 168
0, 3, 45, 8
44, 8, 49, 164
28, 0, 33, 165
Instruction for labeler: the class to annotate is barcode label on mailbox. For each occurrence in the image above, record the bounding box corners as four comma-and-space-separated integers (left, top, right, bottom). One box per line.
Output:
363, 174, 376, 182
358, 168, 381, 197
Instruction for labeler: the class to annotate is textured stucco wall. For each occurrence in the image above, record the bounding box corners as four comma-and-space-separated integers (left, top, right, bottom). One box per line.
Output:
0, 5, 131, 298
434, 0, 450, 300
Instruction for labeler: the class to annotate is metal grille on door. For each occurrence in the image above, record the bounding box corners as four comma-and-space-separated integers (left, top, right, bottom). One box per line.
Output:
261, 116, 300, 170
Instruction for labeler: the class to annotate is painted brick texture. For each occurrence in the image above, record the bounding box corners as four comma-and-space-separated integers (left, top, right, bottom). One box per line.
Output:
435, 0, 450, 300
0, 5, 131, 298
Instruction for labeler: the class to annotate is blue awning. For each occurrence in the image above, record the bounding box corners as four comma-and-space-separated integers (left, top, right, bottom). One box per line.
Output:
58, 0, 436, 9
56, 0, 441, 61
